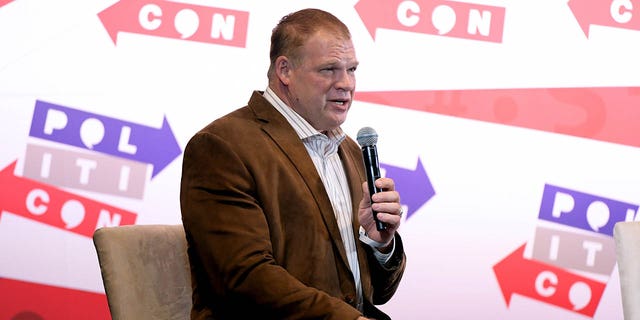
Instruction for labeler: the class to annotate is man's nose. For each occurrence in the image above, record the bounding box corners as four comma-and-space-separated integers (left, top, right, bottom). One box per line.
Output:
335, 70, 355, 91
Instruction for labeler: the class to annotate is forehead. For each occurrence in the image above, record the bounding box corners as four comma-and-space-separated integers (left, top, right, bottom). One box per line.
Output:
300, 31, 357, 64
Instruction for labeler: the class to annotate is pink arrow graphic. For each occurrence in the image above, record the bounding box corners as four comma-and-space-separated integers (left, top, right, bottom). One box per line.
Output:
569, 0, 640, 38
0, 0, 14, 9
99, 0, 249, 47
355, 87, 640, 148
355, 0, 505, 43
0, 278, 110, 320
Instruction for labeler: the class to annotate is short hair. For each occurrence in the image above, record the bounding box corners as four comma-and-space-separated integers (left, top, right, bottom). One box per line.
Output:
267, 8, 351, 78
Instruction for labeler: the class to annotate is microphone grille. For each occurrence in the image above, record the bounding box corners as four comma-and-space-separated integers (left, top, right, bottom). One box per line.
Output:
356, 127, 378, 147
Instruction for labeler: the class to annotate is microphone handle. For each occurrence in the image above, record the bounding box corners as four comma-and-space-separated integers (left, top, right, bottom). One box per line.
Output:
362, 145, 386, 231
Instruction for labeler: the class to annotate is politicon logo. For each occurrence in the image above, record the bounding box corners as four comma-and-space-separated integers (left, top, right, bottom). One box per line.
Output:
494, 184, 639, 317
0, 99, 182, 318
0, 100, 182, 237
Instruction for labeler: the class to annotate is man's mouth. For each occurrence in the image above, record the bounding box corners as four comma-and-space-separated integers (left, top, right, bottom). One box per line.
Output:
330, 99, 349, 106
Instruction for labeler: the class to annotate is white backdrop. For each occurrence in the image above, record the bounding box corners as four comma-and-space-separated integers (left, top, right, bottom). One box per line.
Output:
1, 0, 639, 319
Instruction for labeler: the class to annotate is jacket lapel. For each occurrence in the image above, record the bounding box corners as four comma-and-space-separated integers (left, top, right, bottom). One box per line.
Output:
247, 91, 351, 269
339, 140, 374, 297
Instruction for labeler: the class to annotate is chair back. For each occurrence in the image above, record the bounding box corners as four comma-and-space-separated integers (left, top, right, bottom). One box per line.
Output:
614, 221, 640, 320
93, 224, 192, 320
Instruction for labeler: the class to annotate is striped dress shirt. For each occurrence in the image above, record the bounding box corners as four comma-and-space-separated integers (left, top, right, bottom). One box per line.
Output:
263, 88, 364, 311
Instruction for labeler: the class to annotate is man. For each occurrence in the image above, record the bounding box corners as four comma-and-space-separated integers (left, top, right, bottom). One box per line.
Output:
180, 8, 406, 320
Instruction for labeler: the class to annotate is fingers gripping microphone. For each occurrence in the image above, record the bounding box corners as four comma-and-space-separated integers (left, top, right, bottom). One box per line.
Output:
357, 127, 386, 231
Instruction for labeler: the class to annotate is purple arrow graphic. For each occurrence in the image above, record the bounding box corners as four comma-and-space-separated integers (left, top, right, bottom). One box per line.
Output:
380, 157, 435, 219
29, 100, 181, 178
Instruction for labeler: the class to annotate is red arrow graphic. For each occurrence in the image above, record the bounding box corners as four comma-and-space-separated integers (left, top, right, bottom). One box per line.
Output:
355, 87, 640, 148
569, 0, 640, 38
355, 0, 505, 43
0, 0, 14, 9
493, 244, 606, 317
99, 0, 249, 47
0, 278, 109, 320
0, 161, 137, 238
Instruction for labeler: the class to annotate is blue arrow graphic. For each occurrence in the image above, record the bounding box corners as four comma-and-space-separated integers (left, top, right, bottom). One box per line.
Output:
381, 157, 435, 219
29, 100, 181, 178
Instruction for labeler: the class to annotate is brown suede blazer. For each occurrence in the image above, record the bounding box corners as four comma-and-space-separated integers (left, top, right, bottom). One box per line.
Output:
180, 91, 406, 320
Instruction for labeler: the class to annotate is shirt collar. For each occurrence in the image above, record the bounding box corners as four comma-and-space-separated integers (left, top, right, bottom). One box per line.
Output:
263, 87, 346, 145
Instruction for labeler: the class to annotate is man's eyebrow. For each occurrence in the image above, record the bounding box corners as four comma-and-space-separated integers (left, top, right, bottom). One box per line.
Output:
319, 59, 359, 68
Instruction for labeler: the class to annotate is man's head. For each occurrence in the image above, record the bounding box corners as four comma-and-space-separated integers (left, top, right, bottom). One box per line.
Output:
268, 8, 358, 132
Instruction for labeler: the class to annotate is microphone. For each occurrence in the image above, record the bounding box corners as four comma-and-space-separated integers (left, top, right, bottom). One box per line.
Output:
356, 127, 386, 231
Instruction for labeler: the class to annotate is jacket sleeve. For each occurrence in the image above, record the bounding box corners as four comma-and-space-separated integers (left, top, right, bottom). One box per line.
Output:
366, 233, 407, 305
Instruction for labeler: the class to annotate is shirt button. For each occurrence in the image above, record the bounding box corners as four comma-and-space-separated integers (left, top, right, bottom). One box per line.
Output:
344, 295, 355, 304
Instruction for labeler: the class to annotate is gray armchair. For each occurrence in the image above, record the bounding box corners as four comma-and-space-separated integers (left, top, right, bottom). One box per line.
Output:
614, 221, 640, 320
93, 224, 192, 320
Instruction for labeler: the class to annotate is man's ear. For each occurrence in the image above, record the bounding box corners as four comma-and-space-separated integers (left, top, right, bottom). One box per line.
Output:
275, 56, 292, 85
